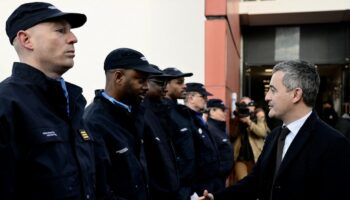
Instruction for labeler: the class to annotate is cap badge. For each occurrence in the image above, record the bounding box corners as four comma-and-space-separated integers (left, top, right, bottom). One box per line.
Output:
48, 6, 57, 10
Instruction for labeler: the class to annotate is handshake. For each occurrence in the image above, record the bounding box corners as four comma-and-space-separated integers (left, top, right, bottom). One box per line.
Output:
197, 190, 214, 200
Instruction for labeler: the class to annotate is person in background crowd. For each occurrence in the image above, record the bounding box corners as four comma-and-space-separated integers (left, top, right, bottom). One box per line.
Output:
162, 67, 196, 200
83, 48, 161, 200
140, 65, 180, 200
0, 2, 95, 199
320, 100, 339, 128
184, 83, 221, 195
206, 99, 234, 189
335, 102, 350, 139
199, 60, 350, 200
231, 97, 270, 181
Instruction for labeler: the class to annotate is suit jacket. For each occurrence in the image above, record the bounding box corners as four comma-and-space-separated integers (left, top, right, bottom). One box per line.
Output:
214, 111, 350, 200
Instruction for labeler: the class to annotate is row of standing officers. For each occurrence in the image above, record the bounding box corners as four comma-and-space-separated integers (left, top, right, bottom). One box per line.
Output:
0, 2, 234, 200
83, 48, 235, 200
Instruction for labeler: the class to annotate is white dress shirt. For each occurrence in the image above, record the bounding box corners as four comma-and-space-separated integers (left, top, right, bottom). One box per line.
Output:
282, 111, 312, 159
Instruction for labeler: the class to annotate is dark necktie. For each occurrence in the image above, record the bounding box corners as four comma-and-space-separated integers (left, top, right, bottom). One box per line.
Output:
270, 127, 290, 200
275, 126, 290, 174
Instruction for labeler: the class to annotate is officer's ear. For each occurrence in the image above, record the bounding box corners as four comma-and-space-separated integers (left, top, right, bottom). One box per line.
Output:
16, 30, 33, 50
113, 70, 125, 83
106, 69, 125, 85
291, 87, 303, 104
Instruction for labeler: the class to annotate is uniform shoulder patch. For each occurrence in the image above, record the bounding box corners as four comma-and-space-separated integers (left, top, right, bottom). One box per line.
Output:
79, 129, 90, 141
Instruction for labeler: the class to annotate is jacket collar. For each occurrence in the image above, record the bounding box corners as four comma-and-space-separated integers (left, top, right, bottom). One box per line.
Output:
11, 62, 86, 119
207, 118, 226, 132
12, 62, 51, 86
12, 62, 83, 95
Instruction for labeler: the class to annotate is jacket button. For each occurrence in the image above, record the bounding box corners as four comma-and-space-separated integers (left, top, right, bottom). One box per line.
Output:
135, 185, 138, 189
86, 194, 90, 199
68, 186, 73, 191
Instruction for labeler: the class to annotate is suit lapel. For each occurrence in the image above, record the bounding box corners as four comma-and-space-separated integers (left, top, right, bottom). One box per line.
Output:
276, 112, 318, 177
260, 128, 280, 174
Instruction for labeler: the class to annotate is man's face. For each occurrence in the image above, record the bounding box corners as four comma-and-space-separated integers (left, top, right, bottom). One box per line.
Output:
209, 107, 226, 122
122, 69, 148, 105
265, 71, 294, 122
25, 20, 77, 75
189, 92, 207, 112
166, 77, 186, 99
146, 78, 167, 100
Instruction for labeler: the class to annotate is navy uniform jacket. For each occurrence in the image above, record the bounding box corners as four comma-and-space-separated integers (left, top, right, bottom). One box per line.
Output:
214, 112, 350, 200
84, 90, 148, 200
140, 97, 180, 200
187, 109, 221, 195
162, 98, 196, 200
207, 118, 234, 189
0, 63, 95, 200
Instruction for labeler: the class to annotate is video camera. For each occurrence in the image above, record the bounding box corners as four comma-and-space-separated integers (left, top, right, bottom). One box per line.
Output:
233, 102, 251, 118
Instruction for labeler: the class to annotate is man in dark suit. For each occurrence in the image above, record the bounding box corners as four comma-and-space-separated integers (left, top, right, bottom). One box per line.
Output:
199, 60, 350, 200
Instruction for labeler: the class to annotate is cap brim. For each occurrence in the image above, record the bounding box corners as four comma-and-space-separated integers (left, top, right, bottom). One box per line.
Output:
148, 74, 177, 79
205, 91, 213, 96
44, 12, 87, 28
208, 105, 227, 110
173, 72, 193, 78
132, 65, 163, 74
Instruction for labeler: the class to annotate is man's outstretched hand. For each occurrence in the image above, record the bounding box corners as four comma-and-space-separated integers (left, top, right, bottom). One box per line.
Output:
197, 190, 214, 200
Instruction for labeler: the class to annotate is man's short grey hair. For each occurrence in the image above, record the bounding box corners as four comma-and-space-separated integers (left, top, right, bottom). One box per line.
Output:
273, 60, 320, 107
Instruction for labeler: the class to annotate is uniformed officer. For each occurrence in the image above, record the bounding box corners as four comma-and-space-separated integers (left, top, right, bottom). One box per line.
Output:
83, 48, 161, 200
163, 67, 197, 200
184, 83, 221, 195
206, 99, 234, 190
140, 65, 181, 199
0, 2, 94, 200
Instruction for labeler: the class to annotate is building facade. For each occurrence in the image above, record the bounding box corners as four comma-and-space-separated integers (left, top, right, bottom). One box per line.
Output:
205, 0, 350, 129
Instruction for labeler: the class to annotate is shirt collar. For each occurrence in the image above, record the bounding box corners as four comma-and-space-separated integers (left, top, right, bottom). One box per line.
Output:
101, 91, 132, 112
284, 111, 312, 136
